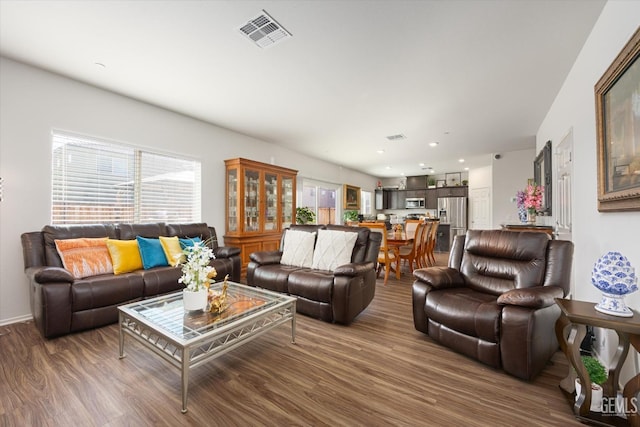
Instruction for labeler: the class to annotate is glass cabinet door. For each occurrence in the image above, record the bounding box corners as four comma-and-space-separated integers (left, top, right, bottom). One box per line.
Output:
227, 168, 238, 232
281, 175, 294, 229
264, 173, 278, 232
244, 168, 260, 232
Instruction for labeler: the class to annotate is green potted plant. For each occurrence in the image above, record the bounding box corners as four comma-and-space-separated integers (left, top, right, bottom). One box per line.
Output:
462, 179, 468, 186
343, 210, 359, 224
427, 177, 436, 189
296, 207, 316, 224
575, 355, 607, 412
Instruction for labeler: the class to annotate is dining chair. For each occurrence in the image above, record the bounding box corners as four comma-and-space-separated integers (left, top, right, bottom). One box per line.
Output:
398, 221, 425, 273
359, 222, 395, 285
426, 220, 439, 266
418, 221, 432, 268
404, 219, 421, 240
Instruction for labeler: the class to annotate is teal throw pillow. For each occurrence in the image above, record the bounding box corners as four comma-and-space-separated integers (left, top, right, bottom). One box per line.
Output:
179, 236, 202, 248
136, 236, 169, 269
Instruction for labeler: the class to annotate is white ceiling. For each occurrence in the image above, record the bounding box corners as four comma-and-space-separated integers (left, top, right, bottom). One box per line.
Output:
0, 0, 606, 178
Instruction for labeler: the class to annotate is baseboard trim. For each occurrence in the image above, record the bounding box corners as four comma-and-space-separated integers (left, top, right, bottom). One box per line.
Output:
0, 314, 33, 327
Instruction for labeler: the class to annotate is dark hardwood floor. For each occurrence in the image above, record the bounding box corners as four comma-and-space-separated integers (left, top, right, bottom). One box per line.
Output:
1, 253, 581, 426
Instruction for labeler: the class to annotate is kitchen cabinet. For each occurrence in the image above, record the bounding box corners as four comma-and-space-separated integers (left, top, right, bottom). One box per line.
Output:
374, 189, 399, 210
435, 223, 450, 252
224, 158, 297, 276
426, 189, 438, 209
387, 189, 400, 209
436, 186, 468, 198
406, 176, 427, 190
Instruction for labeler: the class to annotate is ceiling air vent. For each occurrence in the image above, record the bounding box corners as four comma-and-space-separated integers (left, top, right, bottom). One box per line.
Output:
239, 10, 291, 48
386, 134, 406, 141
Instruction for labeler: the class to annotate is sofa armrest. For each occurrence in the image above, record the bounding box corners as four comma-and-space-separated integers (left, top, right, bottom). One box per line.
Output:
413, 267, 465, 290
497, 286, 564, 309
27, 266, 74, 284
334, 262, 374, 277
214, 246, 241, 258
248, 251, 283, 265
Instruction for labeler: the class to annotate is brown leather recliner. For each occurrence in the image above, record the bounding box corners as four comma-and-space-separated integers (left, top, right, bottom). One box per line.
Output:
412, 229, 574, 380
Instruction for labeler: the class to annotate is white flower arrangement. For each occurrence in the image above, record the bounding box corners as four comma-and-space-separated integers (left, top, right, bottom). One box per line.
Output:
178, 240, 217, 292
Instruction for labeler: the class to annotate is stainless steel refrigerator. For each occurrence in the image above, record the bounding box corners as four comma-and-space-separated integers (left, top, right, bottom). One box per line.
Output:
437, 197, 468, 251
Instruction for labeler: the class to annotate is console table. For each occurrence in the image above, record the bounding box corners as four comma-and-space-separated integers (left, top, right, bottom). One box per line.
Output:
501, 224, 554, 238
555, 299, 640, 426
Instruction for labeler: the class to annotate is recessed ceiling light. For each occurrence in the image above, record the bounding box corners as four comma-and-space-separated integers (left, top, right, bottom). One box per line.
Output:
400, 172, 405, 176
459, 158, 465, 163
419, 163, 425, 167
385, 166, 392, 170
464, 167, 469, 171
376, 149, 385, 154
429, 142, 439, 147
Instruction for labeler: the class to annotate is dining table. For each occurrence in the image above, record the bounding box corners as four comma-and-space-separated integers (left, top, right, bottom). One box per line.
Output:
386, 232, 413, 279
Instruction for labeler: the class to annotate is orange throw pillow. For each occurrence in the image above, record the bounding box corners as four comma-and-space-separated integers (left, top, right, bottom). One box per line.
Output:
55, 237, 114, 279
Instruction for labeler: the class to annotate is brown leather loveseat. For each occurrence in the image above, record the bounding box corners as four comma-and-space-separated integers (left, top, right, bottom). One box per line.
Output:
412, 229, 574, 380
247, 224, 382, 324
21, 222, 240, 338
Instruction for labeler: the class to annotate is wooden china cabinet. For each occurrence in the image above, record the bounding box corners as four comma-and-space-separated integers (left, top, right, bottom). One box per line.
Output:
224, 158, 297, 277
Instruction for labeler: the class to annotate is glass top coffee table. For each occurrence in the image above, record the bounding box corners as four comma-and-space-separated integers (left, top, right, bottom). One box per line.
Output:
118, 281, 296, 413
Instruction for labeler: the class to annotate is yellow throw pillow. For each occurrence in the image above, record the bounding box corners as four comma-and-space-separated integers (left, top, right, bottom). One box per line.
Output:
55, 237, 113, 279
159, 236, 184, 267
106, 239, 143, 275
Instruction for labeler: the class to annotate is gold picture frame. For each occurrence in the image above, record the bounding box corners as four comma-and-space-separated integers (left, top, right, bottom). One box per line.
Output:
595, 27, 640, 212
344, 184, 361, 210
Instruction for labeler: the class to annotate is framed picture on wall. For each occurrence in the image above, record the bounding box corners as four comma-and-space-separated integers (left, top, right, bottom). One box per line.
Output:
595, 28, 640, 212
344, 184, 361, 210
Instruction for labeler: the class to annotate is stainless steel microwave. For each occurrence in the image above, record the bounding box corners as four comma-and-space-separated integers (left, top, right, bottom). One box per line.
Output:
405, 197, 425, 209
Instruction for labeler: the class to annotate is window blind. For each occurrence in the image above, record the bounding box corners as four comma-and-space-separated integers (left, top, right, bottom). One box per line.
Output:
51, 131, 201, 225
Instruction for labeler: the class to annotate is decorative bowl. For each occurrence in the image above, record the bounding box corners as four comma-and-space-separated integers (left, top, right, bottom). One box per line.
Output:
591, 251, 637, 317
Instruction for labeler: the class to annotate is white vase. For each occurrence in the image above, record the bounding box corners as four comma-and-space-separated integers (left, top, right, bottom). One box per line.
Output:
183, 289, 208, 311
575, 379, 603, 412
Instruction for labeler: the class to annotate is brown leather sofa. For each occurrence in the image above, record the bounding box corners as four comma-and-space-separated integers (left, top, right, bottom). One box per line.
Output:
21, 222, 241, 338
412, 229, 574, 380
246, 224, 382, 324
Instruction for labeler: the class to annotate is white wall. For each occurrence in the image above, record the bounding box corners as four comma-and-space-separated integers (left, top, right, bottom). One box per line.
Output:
0, 57, 377, 324
491, 148, 536, 228
537, 1, 639, 379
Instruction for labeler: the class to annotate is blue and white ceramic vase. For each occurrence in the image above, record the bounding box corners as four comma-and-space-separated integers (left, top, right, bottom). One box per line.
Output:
591, 251, 638, 317
517, 205, 527, 223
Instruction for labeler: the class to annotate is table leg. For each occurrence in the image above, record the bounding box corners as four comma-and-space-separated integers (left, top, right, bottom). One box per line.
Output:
625, 334, 640, 427
604, 331, 630, 398
181, 348, 190, 414
555, 312, 575, 393
118, 313, 126, 359
291, 303, 297, 344
566, 323, 590, 416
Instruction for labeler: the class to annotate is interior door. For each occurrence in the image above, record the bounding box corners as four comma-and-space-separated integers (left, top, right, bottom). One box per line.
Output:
469, 187, 491, 230
556, 129, 573, 242
556, 130, 574, 297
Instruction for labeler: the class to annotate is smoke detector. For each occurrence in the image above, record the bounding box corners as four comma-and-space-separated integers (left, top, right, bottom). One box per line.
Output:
386, 134, 406, 141
239, 10, 291, 48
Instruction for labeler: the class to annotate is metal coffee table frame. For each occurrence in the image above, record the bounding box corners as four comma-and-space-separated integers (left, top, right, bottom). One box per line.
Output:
118, 282, 296, 413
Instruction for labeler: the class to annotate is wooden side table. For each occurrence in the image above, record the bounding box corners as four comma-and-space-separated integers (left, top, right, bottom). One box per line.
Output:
555, 299, 640, 426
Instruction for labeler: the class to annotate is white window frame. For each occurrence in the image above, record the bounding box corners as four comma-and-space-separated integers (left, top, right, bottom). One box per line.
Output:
51, 131, 201, 225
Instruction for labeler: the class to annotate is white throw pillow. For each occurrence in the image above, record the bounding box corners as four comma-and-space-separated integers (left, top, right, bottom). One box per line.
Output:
311, 229, 358, 271
280, 230, 316, 268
